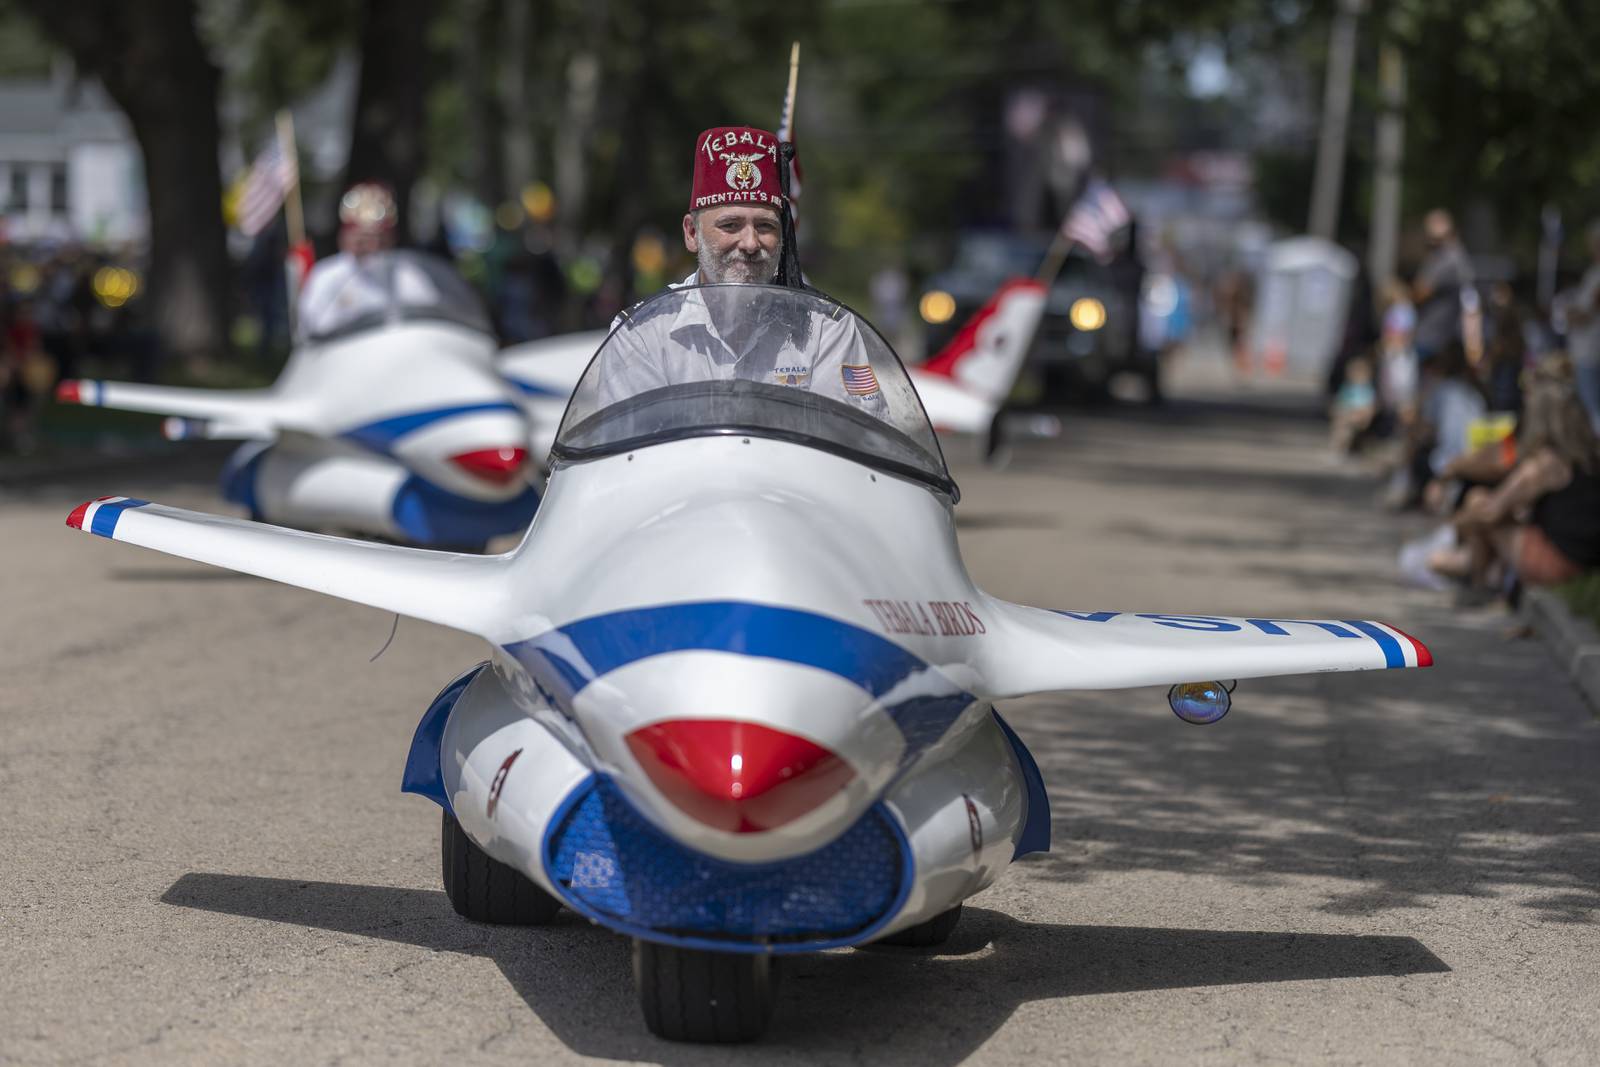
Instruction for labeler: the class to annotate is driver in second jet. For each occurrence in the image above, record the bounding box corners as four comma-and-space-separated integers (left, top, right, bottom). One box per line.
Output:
597, 126, 887, 417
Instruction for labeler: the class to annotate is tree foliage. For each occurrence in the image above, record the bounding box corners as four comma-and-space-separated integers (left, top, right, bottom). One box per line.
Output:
1389, 0, 1600, 244
13, 0, 233, 364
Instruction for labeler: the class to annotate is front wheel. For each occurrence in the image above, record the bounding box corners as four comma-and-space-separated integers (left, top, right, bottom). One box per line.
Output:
632, 939, 779, 1043
440, 810, 560, 925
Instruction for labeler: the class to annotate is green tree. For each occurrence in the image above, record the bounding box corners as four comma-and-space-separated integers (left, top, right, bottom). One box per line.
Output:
14, 0, 233, 367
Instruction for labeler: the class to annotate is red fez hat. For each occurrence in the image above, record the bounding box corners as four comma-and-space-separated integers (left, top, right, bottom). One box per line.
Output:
691, 127, 784, 213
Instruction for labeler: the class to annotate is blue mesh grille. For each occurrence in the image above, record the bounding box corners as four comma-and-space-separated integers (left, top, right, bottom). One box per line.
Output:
546, 778, 907, 944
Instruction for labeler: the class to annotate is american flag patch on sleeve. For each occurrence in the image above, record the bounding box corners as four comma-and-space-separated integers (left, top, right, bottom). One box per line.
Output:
842, 364, 880, 396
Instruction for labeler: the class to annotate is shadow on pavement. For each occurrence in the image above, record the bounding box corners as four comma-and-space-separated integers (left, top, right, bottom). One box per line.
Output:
1010, 621, 1600, 924
161, 874, 1446, 1064
109, 567, 263, 582
953, 511, 1061, 531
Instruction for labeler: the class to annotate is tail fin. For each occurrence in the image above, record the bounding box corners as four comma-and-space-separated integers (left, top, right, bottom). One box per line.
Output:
918, 278, 1048, 404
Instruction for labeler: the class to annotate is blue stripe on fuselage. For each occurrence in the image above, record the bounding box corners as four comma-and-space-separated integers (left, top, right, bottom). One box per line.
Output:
505, 377, 563, 397
343, 401, 522, 452
504, 601, 976, 766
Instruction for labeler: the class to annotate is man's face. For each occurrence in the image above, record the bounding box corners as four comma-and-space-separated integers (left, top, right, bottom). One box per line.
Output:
682, 206, 780, 284
339, 225, 395, 258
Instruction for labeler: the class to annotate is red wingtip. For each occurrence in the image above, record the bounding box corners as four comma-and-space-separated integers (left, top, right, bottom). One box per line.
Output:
1387, 623, 1433, 667
65, 495, 112, 530
55, 380, 82, 404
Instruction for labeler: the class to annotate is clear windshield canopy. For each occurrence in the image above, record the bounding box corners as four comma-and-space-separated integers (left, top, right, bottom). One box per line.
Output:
306, 250, 492, 342
552, 285, 954, 494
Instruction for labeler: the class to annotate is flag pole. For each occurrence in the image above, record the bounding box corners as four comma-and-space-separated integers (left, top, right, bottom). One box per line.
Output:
274, 109, 308, 339
1036, 231, 1074, 287
275, 109, 305, 249
783, 42, 800, 138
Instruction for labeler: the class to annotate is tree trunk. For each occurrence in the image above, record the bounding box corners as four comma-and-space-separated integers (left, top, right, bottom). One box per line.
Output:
16, 0, 232, 369
346, 0, 432, 245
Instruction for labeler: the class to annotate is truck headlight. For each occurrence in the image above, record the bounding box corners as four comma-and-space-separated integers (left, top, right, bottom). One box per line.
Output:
1069, 297, 1105, 331
920, 290, 956, 325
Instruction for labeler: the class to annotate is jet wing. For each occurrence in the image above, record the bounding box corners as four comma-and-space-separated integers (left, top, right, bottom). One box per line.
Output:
976, 598, 1431, 698
57, 380, 291, 439
65, 496, 512, 639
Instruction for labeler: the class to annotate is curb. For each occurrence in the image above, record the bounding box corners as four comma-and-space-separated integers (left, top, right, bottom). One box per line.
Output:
1522, 587, 1600, 716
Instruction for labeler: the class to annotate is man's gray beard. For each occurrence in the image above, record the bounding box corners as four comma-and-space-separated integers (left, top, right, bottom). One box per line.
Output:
697, 240, 779, 284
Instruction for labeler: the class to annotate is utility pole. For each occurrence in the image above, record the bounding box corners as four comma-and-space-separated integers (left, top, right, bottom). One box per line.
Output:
1367, 38, 1405, 289
1309, 0, 1363, 240
502, 0, 533, 201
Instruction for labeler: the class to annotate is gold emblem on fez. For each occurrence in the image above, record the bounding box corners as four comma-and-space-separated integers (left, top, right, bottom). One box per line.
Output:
720, 152, 764, 191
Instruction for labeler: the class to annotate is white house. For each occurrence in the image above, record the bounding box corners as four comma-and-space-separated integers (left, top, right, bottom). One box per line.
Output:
0, 59, 145, 246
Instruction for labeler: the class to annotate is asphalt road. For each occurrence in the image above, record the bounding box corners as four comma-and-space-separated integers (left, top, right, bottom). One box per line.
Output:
3, 356, 1598, 1065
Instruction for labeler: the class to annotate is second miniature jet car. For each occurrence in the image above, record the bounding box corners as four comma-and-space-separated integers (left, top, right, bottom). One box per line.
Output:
57, 251, 538, 549
66, 284, 1430, 1043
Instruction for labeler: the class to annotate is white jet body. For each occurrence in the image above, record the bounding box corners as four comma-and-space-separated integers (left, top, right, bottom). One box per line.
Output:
69, 284, 1430, 959
498, 330, 608, 459
59, 252, 539, 547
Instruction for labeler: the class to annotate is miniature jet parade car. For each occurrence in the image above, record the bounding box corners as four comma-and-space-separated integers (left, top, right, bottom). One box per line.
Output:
67, 284, 1429, 1042
58, 251, 538, 549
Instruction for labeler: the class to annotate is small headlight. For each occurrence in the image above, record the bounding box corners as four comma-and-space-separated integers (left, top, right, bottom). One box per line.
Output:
1168, 680, 1233, 725
920, 290, 957, 325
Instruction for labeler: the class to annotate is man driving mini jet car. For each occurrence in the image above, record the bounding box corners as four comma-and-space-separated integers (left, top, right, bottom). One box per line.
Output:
65, 129, 1431, 1045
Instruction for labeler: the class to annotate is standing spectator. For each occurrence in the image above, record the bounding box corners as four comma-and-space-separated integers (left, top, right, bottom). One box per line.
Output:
1561, 220, 1600, 426
1412, 209, 1474, 361
1215, 266, 1255, 375
3, 298, 49, 454
1377, 278, 1420, 424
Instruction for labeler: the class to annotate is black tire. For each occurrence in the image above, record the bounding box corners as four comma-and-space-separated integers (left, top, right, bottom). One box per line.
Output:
874, 904, 962, 947
633, 939, 779, 1043
440, 810, 561, 925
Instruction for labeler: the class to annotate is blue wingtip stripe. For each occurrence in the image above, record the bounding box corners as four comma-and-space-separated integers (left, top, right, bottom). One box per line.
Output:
90, 498, 150, 539
1343, 620, 1405, 668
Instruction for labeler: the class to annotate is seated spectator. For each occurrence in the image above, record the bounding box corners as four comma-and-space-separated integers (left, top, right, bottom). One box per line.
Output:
1330, 355, 1378, 454
1482, 281, 1527, 414
1428, 363, 1600, 597
1386, 339, 1487, 509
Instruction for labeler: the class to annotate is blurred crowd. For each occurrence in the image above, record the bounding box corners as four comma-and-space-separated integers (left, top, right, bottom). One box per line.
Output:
0, 245, 156, 454
1322, 209, 1600, 609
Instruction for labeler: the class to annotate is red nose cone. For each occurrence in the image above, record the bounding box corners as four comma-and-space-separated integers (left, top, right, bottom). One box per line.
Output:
625, 719, 856, 834
450, 446, 528, 485
55, 380, 82, 404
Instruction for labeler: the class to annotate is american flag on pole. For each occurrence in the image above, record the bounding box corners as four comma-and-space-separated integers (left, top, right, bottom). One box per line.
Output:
235, 138, 298, 238
1060, 177, 1131, 263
